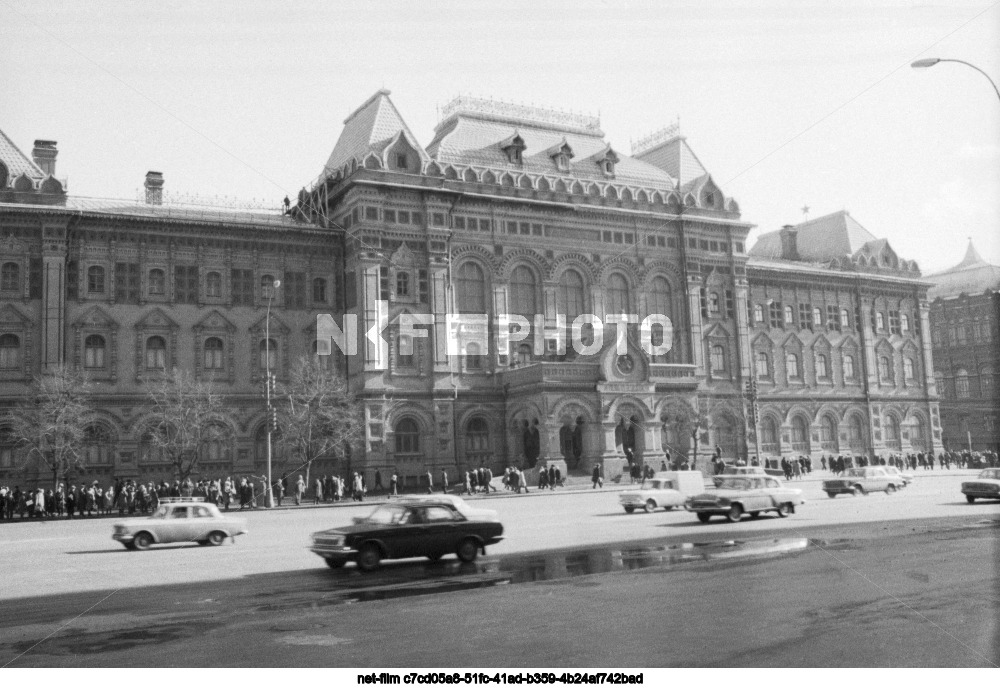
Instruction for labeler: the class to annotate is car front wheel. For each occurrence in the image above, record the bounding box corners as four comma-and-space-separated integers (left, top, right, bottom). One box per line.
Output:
624, 506, 635, 514
725, 504, 743, 523
886, 485, 896, 495
852, 486, 863, 496
966, 495, 976, 504
696, 513, 711, 523
207, 531, 227, 546
826, 492, 836, 499
457, 538, 480, 563
644, 500, 657, 514
133, 532, 153, 550
776, 503, 790, 518
356, 543, 382, 572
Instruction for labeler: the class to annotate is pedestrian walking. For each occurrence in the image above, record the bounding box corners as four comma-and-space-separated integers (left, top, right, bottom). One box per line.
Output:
592, 463, 602, 489
426, 470, 434, 494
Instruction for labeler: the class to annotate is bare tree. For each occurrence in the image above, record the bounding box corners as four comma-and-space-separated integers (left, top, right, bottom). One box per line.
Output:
143, 367, 225, 482
274, 357, 363, 485
7, 365, 95, 489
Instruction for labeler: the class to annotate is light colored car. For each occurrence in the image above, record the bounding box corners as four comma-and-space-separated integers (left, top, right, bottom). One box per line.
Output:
883, 466, 913, 487
686, 475, 804, 523
112, 500, 248, 550
620, 471, 706, 513
823, 467, 904, 497
961, 468, 1000, 503
395, 494, 499, 521
713, 465, 768, 487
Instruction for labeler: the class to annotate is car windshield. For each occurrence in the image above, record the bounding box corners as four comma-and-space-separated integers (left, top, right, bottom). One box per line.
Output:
151, 506, 169, 519
717, 478, 749, 491
363, 504, 411, 525
978, 469, 1000, 480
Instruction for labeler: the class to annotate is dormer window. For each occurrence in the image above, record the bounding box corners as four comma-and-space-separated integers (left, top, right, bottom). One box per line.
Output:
556, 154, 569, 171
546, 139, 574, 172
500, 131, 527, 166
510, 148, 522, 164
597, 146, 619, 178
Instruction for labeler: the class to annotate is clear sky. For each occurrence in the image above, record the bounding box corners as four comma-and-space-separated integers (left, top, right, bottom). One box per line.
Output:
2, 0, 998, 273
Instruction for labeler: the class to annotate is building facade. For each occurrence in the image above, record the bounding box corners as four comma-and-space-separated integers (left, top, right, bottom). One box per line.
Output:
926, 243, 999, 452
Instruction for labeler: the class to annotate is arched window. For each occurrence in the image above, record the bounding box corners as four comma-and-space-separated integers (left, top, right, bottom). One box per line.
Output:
911, 415, 926, 450
204, 337, 224, 369
784, 305, 794, 324
840, 308, 850, 329
820, 415, 838, 450
708, 292, 720, 315
83, 425, 112, 465
397, 334, 414, 368
753, 304, 764, 324
711, 344, 726, 372
884, 414, 900, 448
900, 313, 910, 333
145, 336, 166, 369
812, 307, 822, 326
201, 424, 230, 463
465, 341, 483, 370
956, 368, 970, 398
456, 262, 486, 313
205, 271, 222, 298
791, 416, 809, 451
755, 351, 770, 377
903, 357, 915, 381
786, 353, 800, 380
87, 266, 105, 293
509, 265, 537, 317
396, 271, 410, 297
394, 418, 420, 454
312, 278, 327, 303
607, 273, 630, 315
876, 312, 885, 331
761, 417, 779, 452
980, 367, 994, 397
648, 276, 672, 320
84, 335, 106, 369
259, 339, 278, 371
148, 268, 165, 295
878, 356, 892, 382
816, 354, 829, 379
516, 343, 532, 366
0, 262, 20, 292
848, 414, 865, 450
557, 269, 586, 321
0, 334, 21, 369
466, 418, 489, 453
261, 274, 276, 299
843, 354, 856, 380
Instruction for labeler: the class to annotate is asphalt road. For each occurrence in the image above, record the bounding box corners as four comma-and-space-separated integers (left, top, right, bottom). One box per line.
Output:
0, 470, 997, 667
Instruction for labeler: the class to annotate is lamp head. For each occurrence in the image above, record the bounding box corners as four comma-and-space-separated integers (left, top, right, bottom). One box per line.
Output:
911, 58, 941, 69
273, 279, 281, 289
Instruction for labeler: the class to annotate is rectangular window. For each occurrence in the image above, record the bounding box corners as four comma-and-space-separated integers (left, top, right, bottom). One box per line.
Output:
432, 213, 445, 226
889, 310, 900, 335
174, 265, 198, 304
614, 232, 624, 244
507, 221, 518, 235
479, 219, 490, 232
699, 239, 709, 251
66, 261, 78, 299
710, 241, 719, 252
29, 257, 42, 299
384, 209, 396, 224
657, 236, 666, 247
519, 222, 530, 235
352, 208, 359, 223
342, 214, 352, 229
418, 269, 429, 304
284, 271, 306, 309
231, 269, 254, 306
411, 212, 423, 225
667, 237, 677, 248
724, 290, 734, 319
365, 207, 379, 221
827, 305, 840, 331
532, 224, 543, 236
647, 236, 657, 247
603, 231, 613, 242
799, 303, 810, 330
769, 302, 782, 328
345, 271, 357, 309
735, 242, 744, 253
115, 262, 140, 304
688, 237, 698, 249
454, 216, 465, 230
699, 288, 708, 319
379, 267, 389, 301
624, 234, 633, 244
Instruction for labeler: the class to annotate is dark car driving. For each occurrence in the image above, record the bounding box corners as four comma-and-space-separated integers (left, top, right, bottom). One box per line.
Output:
309, 497, 504, 572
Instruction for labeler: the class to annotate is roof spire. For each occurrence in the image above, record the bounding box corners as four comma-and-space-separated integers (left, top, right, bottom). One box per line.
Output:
957, 239, 985, 268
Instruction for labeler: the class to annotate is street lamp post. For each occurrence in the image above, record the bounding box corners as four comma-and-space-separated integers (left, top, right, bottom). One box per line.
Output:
911, 58, 1000, 103
265, 279, 281, 508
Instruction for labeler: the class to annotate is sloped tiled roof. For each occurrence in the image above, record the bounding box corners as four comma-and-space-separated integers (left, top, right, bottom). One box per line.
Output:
632, 136, 707, 187
323, 89, 429, 172
426, 113, 678, 189
926, 241, 1000, 299
750, 210, 878, 261
0, 128, 44, 183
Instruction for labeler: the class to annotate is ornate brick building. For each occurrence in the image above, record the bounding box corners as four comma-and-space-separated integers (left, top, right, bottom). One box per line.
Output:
0, 132, 342, 485
926, 242, 999, 452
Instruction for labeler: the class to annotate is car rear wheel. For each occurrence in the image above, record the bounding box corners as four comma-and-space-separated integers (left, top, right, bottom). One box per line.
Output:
886, 484, 896, 495
776, 503, 790, 518
456, 538, 479, 563
324, 558, 345, 569
725, 504, 743, 523
852, 486, 863, 496
207, 531, 227, 546
133, 532, 153, 551
696, 513, 711, 523
966, 495, 976, 504
826, 492, 836, 499
356, 543, 382, 572
624, 506, 635, 514
644, 500, 657, 514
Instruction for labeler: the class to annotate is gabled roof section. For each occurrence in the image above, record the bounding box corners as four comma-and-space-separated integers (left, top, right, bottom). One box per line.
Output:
749, 210, 879, 261
72, 305, 119, 330
323, 89, 429, 173
926, 240, 1000, 299
0, 127, 44, 183
632, 134, 707, 187
134, 308, 178, 331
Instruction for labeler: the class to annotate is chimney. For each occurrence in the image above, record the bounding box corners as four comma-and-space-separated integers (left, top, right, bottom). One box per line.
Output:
144, 171, 164, 205
32, 140, 58, 176
779, 224, 799, 260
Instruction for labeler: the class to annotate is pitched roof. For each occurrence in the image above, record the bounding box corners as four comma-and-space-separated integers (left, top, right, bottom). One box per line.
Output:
749, 210, 878, 261
426, 110, 678, 190
323, 89, 429, 172
0, 127, 44, 184
926, 240, 1000, 299
632, 135, 707, 187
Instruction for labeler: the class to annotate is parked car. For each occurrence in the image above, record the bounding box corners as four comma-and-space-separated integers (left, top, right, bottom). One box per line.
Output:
883, 466, 914, 487
961, 468, 1000, 503
395, 493, 499, 521
620, 471, 705, 513
309, 498, 504, 571
823, 467, 904, 497
685, 475, 804, 523
112, 500, 248, 550
713, 465, 769, 487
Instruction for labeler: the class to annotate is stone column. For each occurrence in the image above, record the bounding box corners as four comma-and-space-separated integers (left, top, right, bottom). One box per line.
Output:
686, 277, 706, 375
40, 222, 68, 372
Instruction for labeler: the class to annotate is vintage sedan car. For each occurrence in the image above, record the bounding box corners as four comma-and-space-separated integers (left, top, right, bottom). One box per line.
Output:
823, 467, 904, 497
883, 466, 914, 487
961, 468, 1000, 503
112, 500, 248, 550
620, 471, 706, 513
686, 476, 804, 523
713, 465, 769, 487
309, 498, 504, 571
395, 493, 499, 521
